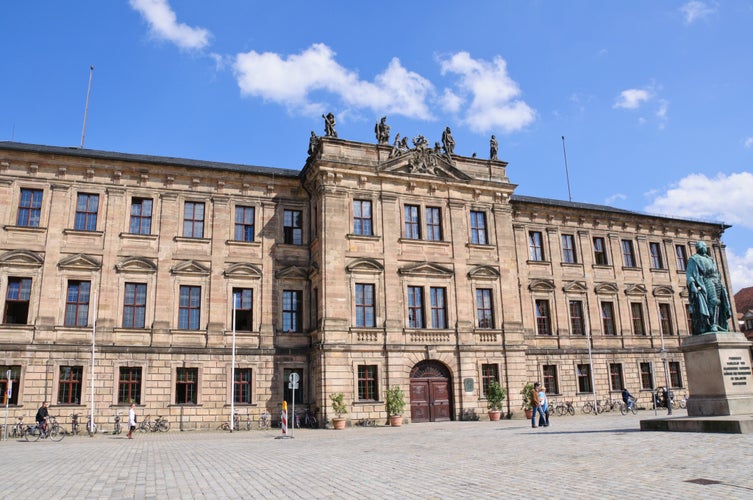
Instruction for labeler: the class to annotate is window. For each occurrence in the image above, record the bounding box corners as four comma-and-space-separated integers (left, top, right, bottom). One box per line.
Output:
283, 209, 303, 245
17, 188, 43, 227
669, 361, 683, 388
542, 365, 559, 394
630, 302, 646, 336
175, 367, 198, 404
593, 237, 608, 265
355, 284, 375, 328
529, 231, 544, 261
129, 198, 153, 235
535, 299, 551, 335
282, 290, 303, 333
118, 367, 142, 404
470, 211, 487, 245
621, 239, 637, 268
357, 365, 378, 401
476, 289, 494, 329
407, 286, 424, 328
75, 193, 99, 231
353, 200, 372, 236
609, 363, 624, 391
429, 287, 447, 329
64, 280, 90, 327
640, 362, 654, 390
183, 201, 205, 238
404, 205, 420, 239
425, 207, 442, 241
561, 234, 577, 263
601, 302, 616, 336
685, 304, 693, 334
234, 368, 252, 404
649, 242, 664, 269
481, 364, 500, 397
57, 366, 83, 405
4, 277, 31, 324
569, 300, 585, 336
0, 366, 21, 405
234, 206, 255, 242
283, 368, 303, 404
659, 303, 674, 336
178, 285, 201, 330
577, 364, 593, 393
123, 283, 147, 329
232, 288, 253, 331
676, 245, 688, 271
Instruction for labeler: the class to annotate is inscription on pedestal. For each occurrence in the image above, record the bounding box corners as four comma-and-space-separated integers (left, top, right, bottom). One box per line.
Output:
723, 356, 752, 386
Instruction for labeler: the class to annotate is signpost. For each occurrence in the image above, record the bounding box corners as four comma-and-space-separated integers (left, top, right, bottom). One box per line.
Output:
3, 369, 11, 441
289, 372, 299, 437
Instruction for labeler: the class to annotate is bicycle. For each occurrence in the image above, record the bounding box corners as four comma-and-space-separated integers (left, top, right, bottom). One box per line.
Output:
302, 406, 318, 429
138, 415, 153, 432
25, 418, 64, 442
555, 401, 575, 416
86, 415, 97, 436
620, 396, 638, 415
258, 410, 271, 430
356, 418, 376, 427
153, 415, 170, 432
113, 411, 122, 435
220, 411, 241, 432
70, 413, 80, 436
11, 416, 26, 438
582, 401, 603, 414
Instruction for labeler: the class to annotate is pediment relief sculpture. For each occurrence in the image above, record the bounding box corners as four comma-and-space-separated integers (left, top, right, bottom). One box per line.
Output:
467, 265, 500, 279
562, 281, 588, 293
594, 282, 619, 295
57, 253, 101, 271
170, 260, 210, 276
398, 262, 454, 277
0, 249, 44, 268
115, 256, 157, 274
224, 262, 262, 279
381, 134, 471, 181
652, 285, 675, 297
346, 258, 384, 274
624, 283, 648, 296
529, 278, 555, 292
275, 265, 309, 280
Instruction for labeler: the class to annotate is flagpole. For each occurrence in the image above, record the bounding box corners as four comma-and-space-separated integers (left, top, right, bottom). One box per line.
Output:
584, 304, 597, 413
230, 292, 237, 432
89, 291, 97, 435
80, 65, 94, 149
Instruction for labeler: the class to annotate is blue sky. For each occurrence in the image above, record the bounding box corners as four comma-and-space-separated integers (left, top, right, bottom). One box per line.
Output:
2, 1, 753, 293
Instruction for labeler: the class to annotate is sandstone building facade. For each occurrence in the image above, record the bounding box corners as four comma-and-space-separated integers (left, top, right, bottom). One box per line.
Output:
0, 137, 735, 429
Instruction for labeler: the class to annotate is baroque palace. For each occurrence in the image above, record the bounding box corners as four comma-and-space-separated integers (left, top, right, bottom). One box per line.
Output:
0, 126, 736, 428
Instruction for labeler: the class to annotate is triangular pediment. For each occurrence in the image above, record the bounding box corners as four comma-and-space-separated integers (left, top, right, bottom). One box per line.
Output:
58, 253, 101, 271
170, 260, 210, 276
346, 258, 384, 274
115, 256, 157, 274
275, 265, 309, 280
529, 278, 555, 292
594, 282, 619, 295
625, 283, 648, 296
0, 249, 44, 268
398, 262, 454, 277
380, 143, 472, 181
467, 265, 500, 279
653, 285, 675, 297
563, 281, 588, 293
224, 262, 262, 279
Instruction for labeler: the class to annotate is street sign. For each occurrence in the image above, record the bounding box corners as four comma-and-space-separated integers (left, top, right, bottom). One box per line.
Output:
289, 372, 300, 384
288, 382, 299, 389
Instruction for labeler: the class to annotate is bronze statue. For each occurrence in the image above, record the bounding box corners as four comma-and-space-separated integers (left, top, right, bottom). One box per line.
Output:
322, 112, 337, 138
490, 135, 499, 160
441, 126, 455, 155
375, 116, 390, 144
686, 241, 732, 334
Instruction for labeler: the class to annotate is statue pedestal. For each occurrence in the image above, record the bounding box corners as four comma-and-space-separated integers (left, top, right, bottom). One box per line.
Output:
641, 332, 753, 433
681, 332, 753, 416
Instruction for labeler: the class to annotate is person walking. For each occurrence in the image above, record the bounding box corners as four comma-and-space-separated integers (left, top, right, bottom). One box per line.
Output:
127, 403, 137, 439
538, 386, 550, 427
531, 382, 547, 428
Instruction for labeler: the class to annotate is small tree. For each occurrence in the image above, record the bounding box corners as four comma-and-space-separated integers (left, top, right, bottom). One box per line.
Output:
385, 385, 406, 416
486, 381, 507, 411
520, 382, 535, 410
330, 392, 348, 418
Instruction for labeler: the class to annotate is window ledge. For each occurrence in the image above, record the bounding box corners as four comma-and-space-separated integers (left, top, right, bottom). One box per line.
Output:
173, 236, 210, 244
169, 329, 207, 334
527, 259, 550, 265
168, 404, 203, 408
561, 262, 583, 268
120, 232, 157, 241
226, 239, 261, 247
4, 224, 47, 233
347, 233, 380, 241
399, 238, 450, 246
592, 264, 613, 270
621, 266, 641, 271
63, 228, 104, 236
467, 243, 495, 249
650, 268, 669, 274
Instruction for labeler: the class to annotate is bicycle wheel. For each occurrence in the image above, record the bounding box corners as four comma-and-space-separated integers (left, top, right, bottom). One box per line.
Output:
25, 426, 41, 442
86, 421, 97, 435
158, 420, 170, 432
619, 403, 628, 415
582, 402, 593, 414
49, 426, 64, 442
219, 422, 230, 431
567, 405, 575, 416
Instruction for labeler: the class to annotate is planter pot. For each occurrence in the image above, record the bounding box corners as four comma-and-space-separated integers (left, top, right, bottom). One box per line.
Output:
389, 415, 403, 427
524, 409, 533, 419
488, 410, 502, 421
332, 418, 346, 430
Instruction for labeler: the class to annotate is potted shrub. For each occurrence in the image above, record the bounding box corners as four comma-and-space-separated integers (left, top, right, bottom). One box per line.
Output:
330, 392, 348, 430
486, 381, 507, 421
520, 382, 535, 419
385, 385, 406, 427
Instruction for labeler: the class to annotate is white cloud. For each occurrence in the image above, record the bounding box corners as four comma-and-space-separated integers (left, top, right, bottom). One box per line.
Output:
744, 137, 753, 149
680, 1, 715, 25
727, 247, 753, 293
233, 44, 434, 119
613, 88, 653, 109
438, 52, 535, 134
129, 0, 211, 50
605, 193, 627, 205
656, 99, 669, 128
645, 172, 753, 228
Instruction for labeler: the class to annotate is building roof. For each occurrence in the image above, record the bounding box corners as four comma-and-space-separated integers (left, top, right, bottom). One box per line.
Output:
735, 286, 753, 317
0, 141, 300, 178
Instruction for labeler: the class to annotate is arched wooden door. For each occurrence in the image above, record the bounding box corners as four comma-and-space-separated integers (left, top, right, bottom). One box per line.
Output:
409, 361, 453, 422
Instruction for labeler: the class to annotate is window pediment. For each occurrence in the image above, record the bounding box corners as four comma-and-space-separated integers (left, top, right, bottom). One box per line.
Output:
115, 257, 157, 274
653, 285, 675, 297
170, 260, 210, 276
224, 262, 262, 279
563, 281, 588, 293
467, 265, 500, 280
398, 262, 454, 277
594, 282, 619, 295
0, 249, 44, 268
625, 283, 648, 296
529, 278, 555, 292
346, 258, 384, 274
275, 265, 309, 280
58, 253, 101, 271
380, 144, 471, 181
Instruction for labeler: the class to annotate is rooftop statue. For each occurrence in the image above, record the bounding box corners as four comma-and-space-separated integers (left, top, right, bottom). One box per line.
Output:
490, 135, 499, 160
307, 131, 319, 156
375, 116, 390, 144
322, 112, 337, 138
441, 126, 455, 155
686, 241, 732, 334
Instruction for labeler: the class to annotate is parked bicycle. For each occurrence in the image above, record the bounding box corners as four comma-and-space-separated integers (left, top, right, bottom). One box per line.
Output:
554, 400, 576, 416
86, 414, 97, 435
113, 411, 122, 435
153, 415, 170, 432
302, 406, 318, 429
11, 416, 26, 438
220, 410, 250, 431
69, 413, 80, 436
679, 392, 689, 409
258, 410, 271, 430
582, 400, 603, 414
138, 415, 153, 432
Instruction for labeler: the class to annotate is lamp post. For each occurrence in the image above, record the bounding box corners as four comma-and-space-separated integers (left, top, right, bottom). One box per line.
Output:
584, 305, 598, 414
230, 292, 237, 432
